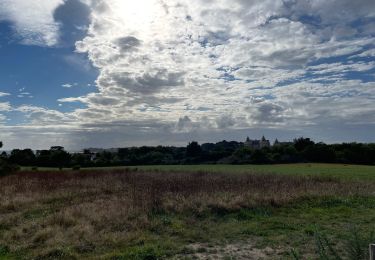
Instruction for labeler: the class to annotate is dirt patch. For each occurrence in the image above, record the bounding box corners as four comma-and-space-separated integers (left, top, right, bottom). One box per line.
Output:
174, 241, 284, 259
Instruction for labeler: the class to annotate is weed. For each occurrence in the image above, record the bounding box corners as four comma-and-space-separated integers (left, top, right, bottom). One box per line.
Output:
289, 248, 301, 260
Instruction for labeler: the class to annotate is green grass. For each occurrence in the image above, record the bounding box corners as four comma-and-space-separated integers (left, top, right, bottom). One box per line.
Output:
21, 163, 375, 181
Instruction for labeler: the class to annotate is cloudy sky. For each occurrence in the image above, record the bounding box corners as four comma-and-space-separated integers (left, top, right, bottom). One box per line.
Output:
0, 0, 374, 149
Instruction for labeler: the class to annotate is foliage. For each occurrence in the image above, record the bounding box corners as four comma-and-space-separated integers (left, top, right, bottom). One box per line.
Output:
0, 159, 12, 176
9, 149, 36, 166
0, 141, 19, 176
2, 138, 375, 168
186, 141, 202, 158
294, 137, 315, 152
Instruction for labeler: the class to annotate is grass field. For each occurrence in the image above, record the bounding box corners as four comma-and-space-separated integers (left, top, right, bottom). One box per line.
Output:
126, 163, 375, 181
22, 163, 375, 180
3, 164, 375, 259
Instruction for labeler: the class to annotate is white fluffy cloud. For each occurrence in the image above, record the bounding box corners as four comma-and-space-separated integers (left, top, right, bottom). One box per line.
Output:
0, 102, 10, 111
68, 1, 375, 128
0, 0, 64, 46
2, 0, 375, 148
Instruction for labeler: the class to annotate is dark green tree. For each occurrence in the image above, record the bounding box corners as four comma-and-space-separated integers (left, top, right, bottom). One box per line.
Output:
186, 141, 202, 157
9, 149, 36, 166
0, 142, 19, 176
49, 148, 71, 169
294, 137, 315, 152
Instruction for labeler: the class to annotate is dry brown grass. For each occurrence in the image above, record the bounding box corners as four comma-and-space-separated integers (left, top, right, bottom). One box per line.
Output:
0, 170, 374, 259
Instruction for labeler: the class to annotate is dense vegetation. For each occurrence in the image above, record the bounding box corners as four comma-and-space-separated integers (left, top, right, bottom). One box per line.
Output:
0, 141, 18, 176
2, 138, 375, 168
1, 167, 375, 259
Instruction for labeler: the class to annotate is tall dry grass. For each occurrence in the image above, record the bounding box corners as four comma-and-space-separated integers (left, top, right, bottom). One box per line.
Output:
0, 170, 374, 258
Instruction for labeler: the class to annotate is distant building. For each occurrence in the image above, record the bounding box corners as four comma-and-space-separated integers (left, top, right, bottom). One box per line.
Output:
244, 136, 271, 149
50, 146, 64, 151
273, 139, 294, 147
84, 148, 119, 154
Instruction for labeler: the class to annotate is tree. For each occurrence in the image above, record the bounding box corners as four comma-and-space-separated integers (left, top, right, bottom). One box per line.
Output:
71, 153, 92, 167
231, 146, 252, 164
36, 150, 51, 167
9, 149, 36, 166
49, 148, 71, 169
0, 142, 19, 176
186, 141, 202, 157
303, 143, 336, 163
294, 137, 315, 152
251, 149, 271, 164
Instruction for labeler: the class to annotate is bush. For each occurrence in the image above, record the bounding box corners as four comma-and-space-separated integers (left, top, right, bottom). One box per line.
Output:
0, 159, 19, 176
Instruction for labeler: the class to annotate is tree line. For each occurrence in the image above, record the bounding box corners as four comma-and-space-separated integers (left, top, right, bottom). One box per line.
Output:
0, 138, 374, 170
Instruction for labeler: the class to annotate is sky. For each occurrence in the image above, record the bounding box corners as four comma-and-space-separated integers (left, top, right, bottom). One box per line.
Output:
0, 0, 374, 150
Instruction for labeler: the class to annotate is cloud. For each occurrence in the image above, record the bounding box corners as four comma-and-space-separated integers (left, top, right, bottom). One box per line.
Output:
4, 0, 375, 148
0, 102, 10, 111
15, 105, 72, 124
351, 48, 375, 58
0, 0, 64, 46
247, 102, 286, 125
15, 88, 33, 98
62, 54, 93, 71
0, 92, 10, 97
53, 0, 91, 46
176, 116, 195, 133
114, 36, 141, 51
61, 1, 371, 139
216, 115, 236, 129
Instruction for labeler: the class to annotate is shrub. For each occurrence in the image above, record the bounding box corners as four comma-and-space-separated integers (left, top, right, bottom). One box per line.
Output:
0, 159, 19, 176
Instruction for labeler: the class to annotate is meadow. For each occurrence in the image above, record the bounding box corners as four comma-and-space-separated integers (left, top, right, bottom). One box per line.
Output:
22, 163, 375, 180
1, 164, 375, 259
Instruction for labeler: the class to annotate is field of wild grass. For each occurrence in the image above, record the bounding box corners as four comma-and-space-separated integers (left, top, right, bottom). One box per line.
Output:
1, 165, 375, 259
23, 163, 375, 180
125, 163, 375, 180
